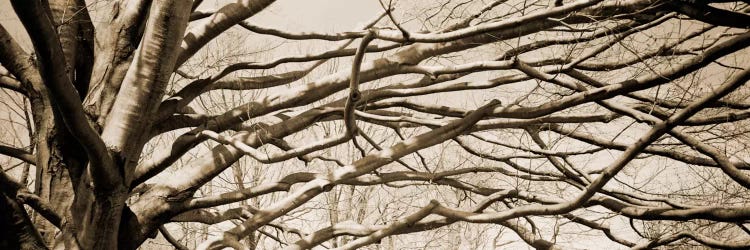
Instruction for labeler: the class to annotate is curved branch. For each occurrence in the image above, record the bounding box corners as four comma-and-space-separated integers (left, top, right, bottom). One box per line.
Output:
0, 145, 35, 165
176, 0, 276, 67
159, 226, 189, 250
632, 231, 750, 249
670, 1, 750, 28
344, 30, 375, 141
139, 0, 656, 188
198, 130, 350, 164
335, 201, 439, 250
10, 0, 118, 190
198, 99, 501, 249
0, 75, 27, 96
0, 169, 61, 228
0, 192, 48, 250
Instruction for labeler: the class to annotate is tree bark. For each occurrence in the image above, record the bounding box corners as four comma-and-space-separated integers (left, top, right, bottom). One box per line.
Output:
0, 193, 49, 250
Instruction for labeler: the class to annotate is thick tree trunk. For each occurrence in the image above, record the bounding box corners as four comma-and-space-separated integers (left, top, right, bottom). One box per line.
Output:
24, 72, 89, 248
69, 181, 129, 249
29, 98, 76, 245
29, 0, 91, 246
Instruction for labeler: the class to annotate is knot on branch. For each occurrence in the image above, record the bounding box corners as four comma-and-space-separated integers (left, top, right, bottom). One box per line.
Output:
350, 90, 362, 103
321, 182, 335, 192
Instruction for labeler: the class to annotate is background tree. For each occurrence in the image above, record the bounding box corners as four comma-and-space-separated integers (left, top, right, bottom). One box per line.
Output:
1, 0, 750, 249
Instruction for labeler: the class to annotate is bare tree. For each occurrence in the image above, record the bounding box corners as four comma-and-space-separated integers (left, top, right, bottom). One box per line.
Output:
1, 0, 750, 249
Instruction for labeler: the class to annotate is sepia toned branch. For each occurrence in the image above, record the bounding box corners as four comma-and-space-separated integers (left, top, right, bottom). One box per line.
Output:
632, 231, 750, 249
11, 0, 119, 191
159, 226, 190, 250
0, 145, 35, 165
176, 0, 276, 67
198, 130, 351, 164
0, 169, 61, 228
198, 99, 501, 249
4, 0, 750, 248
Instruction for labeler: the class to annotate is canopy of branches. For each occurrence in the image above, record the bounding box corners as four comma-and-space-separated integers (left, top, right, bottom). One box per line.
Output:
1, 0, 750, 249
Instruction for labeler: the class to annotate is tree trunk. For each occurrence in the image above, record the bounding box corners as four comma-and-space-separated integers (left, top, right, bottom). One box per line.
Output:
26, 81, 90, 248
30, 100, 74, 245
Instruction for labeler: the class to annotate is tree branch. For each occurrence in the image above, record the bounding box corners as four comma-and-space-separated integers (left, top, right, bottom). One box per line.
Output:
10, 0, 119, 191
0, 145, 35, 165
176, 0, 276, 67
159, 226, 189, 250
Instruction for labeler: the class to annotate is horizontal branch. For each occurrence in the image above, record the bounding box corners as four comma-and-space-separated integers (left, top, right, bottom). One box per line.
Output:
197, 100, 501, 249
244, 0, 606, 43
670, 1, 750, 28
632, 231, 750, 249
0, 145, 35, 165
0, 75, 27, 96
140, 0, 653, 189
198, 130, 350, 164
